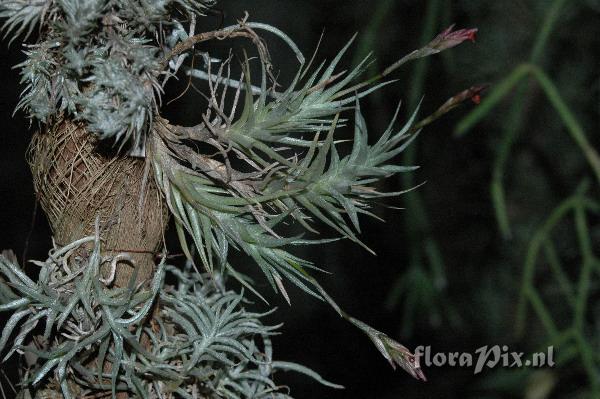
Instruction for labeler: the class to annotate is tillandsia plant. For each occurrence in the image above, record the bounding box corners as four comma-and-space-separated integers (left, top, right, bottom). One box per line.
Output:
0, 1, 477, 397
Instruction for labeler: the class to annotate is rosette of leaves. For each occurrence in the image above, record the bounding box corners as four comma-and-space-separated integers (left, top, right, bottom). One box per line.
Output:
0, 0, 477, 396
5, 0, 215, 153
0, 232, 341, 398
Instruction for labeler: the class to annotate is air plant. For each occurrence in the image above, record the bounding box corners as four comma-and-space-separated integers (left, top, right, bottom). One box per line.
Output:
0, 0, 476, 397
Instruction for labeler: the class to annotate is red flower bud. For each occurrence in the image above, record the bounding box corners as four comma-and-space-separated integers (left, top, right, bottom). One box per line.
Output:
430, 24, 478, 51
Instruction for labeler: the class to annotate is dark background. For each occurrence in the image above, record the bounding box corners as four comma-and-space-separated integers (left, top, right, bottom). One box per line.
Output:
1, 1, 600, 398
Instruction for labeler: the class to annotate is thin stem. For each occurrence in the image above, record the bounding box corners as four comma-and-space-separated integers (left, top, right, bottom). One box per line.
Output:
454, 0, 571, 237
573, 197, 593, 331
543, 241, 576, 309
352, 0, 396, 70
456, 64, 600, 186
529, 0, 570, 62
515, 192, 597, 336
573, 331, 600, 394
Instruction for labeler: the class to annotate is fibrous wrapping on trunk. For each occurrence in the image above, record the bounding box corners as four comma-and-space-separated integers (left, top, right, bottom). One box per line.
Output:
28, 119, 168, 287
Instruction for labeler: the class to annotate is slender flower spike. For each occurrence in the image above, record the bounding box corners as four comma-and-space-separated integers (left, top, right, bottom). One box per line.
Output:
347, 317, 426, 381
380, 24, 478, 78
431, 85, 488, 116
410, 85, 488, 132
429, 24, 478, 51
377, 333, 427, 382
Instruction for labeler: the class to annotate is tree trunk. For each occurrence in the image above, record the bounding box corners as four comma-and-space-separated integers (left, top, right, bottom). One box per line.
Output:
27, 119, 169, 398
28, 119, 169, 287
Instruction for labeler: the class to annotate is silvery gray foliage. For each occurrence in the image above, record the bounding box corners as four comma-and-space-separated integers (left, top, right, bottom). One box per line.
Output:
152, 40, 419, 301
0, 0, 473, 306
0, 0, 477, 394
151, 26, 477, 305
2, 0, 214, 151
0, 234, 340, 398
